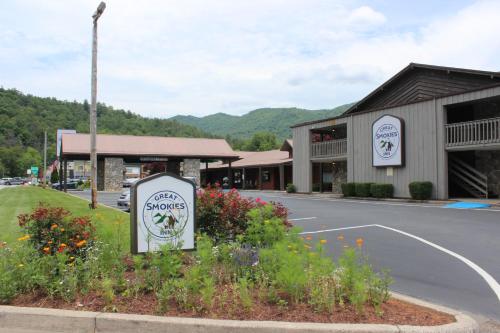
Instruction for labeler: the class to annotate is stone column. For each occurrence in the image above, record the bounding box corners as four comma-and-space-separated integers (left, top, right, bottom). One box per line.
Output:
332, 161, 347, 194
97, 159, 105, 191
104, 157, 124, 192
183, 158, 200, 187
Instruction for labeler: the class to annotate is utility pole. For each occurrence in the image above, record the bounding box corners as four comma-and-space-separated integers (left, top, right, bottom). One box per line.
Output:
90, 2, 106, 209
43, 130, 47, 188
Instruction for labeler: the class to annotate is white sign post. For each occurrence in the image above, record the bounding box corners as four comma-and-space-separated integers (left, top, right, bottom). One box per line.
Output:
372, 115, 405, 167
131, 172, 196, 254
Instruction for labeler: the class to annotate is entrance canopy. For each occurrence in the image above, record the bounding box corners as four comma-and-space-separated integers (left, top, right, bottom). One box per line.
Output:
61, 133, 239, 161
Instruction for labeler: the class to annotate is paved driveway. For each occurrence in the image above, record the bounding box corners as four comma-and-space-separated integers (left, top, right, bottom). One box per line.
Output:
72, 189, 500, 324
239, 191, 500, 323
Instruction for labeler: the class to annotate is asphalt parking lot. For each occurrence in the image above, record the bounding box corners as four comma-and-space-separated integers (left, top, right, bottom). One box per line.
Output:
72, 189, 500, 326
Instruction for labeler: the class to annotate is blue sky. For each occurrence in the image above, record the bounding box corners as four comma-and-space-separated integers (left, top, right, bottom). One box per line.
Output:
1, 0, 499, 118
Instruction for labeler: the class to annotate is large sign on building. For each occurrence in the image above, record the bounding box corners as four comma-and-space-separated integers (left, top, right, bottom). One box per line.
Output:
130, 173, 195, 254
372, 115, 405, 167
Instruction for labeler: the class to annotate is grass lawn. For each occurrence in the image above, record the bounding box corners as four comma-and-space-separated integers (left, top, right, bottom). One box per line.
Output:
0, 186, 129, 249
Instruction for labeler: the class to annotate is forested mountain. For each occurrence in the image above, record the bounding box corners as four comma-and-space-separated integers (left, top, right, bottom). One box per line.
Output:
0, 88, 213, 176
0, 88, 353, 177
170, 104, 353, 140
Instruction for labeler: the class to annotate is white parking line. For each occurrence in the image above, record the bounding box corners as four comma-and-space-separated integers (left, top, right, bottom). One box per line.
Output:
300, 223, 500, 302
289, 217, 317, 221
299, 224, 375, 234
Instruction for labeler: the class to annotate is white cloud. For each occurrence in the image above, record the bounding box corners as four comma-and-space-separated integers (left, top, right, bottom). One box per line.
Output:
347, 6, 386, 27
1, 1, 500, 118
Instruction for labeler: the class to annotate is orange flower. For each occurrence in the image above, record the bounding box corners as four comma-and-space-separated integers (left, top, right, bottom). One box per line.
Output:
76, 240, 87, 248
319, 239, 327, 245
305, 236, 312, 241
57, 243, 67, 253
43, 247, 50, 254
60, 228, 65, 232
337, 234, 344, 241
356, 238, 364, 248
50, 224, 58, 230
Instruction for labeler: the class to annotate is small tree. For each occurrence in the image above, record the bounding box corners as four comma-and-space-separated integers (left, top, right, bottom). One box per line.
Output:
50, 168, 60, 183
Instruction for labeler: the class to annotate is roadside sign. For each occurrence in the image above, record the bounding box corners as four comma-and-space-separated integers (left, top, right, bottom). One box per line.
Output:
31, 166, 39, 177
130, 172, 196, 254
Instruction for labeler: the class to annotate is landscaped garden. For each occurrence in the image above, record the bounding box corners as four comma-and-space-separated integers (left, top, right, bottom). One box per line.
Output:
0, 186, 454, 325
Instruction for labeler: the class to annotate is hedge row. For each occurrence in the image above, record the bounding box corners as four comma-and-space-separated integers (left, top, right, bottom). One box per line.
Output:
409, 181, 433, 200
341, 182, 394, 198
341, 181, 433, 200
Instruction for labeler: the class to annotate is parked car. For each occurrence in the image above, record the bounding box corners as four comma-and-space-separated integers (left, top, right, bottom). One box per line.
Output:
5, 177, 26, 185
117, 189, 131, 211
0, 178, 12, 185
123, 178, 139, 188
51, 181, 79, 190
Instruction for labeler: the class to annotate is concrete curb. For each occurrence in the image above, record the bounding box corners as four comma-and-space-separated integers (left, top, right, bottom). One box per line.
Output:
0, 294, 478, 333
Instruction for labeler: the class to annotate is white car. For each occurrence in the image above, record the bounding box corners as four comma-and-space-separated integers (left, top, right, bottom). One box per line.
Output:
122, 178, 139, 188
117, 189, 130, 211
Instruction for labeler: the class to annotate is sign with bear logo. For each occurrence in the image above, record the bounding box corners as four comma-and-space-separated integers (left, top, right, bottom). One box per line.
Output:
372, 115, 405, 167
131, 172, 195, 253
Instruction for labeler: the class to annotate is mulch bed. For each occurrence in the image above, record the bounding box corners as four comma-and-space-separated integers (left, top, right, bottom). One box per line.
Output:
10, 289, 455, 326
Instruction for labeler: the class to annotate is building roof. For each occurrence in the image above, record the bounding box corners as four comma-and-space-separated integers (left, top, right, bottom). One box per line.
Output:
343, 63, 500, 115
61, 133, 239, 159
291, 63, 500, 128
203, 149, 292, 169
280, 139, 293, 152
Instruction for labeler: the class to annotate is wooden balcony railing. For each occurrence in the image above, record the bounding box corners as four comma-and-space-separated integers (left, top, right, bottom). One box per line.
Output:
311, 139, 347, 158
446, 117, 500, 148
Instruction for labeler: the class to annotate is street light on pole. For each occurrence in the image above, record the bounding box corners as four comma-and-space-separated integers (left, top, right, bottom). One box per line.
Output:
90, 1, 106, 209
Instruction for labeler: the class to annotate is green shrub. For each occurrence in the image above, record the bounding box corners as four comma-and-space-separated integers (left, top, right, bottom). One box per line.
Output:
354, 183, 373, 197
370, 184, 394, 198
196, 186, 288, 242
341, 183, 356, 197
17, 204, 95, 259
286, 183, 296, 193
244, 205, 286, 248
409, 181, 433, 200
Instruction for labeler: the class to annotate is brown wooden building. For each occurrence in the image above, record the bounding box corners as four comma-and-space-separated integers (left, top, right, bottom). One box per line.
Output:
202, 140, 293, 191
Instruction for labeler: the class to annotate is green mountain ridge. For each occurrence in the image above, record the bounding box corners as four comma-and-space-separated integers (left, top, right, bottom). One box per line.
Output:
170, 105, 353, 140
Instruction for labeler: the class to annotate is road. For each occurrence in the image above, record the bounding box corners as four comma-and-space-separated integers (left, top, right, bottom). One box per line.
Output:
73, 189, 500, 325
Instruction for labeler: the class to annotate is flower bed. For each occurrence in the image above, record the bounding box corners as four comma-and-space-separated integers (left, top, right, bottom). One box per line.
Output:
0, 189, 455, 326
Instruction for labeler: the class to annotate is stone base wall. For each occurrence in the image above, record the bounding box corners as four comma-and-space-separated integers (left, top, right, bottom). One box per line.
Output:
183, 159, 200, 187
332, 161, 347, 194
104, 158, 124, 192
475, 151, 500, 197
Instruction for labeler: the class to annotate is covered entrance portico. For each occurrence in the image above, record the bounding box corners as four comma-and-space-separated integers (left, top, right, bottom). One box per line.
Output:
60, 133, 239, 192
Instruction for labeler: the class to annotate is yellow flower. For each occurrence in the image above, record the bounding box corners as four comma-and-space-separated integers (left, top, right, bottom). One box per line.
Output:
17, 235, 30, 241
356, 238, 364, 248
18, 264, 24, 268
50, 224, 58, 230
60, 228, 65, 232
320, 239, 327, 245
76, 240, 87, 248
337, 234, 344, 241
